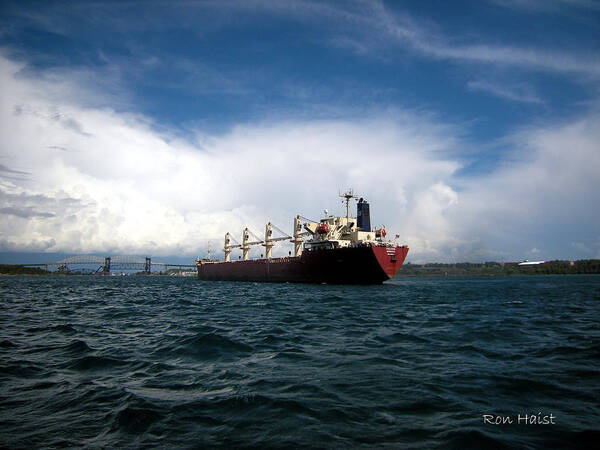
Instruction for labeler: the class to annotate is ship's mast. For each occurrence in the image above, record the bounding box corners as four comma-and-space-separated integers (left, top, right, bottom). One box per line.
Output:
340, 189, 357, 222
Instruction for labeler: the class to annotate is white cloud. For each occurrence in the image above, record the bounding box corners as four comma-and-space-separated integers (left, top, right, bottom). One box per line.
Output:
448, 112, 600, 260
490, 0, 600, 13
311, 1, 600, 78
0, 53, 463, 259
424, 44, 600, 77
15, 0, 599, 80
1, 52, 599, 262
467, 79, 543, 104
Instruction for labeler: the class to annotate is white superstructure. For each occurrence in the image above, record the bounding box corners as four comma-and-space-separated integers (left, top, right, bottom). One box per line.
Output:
220, 191, 393, 261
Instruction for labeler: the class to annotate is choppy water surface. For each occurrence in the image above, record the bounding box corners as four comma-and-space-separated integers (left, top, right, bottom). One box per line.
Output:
1, 275, 598, 448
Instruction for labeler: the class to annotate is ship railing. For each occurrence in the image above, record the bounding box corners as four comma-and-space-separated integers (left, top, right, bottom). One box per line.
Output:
221, 256, 299, 263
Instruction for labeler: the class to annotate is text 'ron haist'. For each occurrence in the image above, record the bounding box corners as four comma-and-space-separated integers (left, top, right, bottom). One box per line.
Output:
483, 413, 556, 425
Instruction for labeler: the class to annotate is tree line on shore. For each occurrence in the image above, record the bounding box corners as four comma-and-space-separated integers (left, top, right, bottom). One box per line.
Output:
0, 265, 48, 275
397, 260, 600, 277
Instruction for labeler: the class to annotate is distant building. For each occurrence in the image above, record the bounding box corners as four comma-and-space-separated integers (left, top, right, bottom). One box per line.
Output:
518, 260, 545, 266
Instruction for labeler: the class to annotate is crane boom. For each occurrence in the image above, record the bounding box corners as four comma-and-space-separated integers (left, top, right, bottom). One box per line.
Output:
265, 236, 290, 243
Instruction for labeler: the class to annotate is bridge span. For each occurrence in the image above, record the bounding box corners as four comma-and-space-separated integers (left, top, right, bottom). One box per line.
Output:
24, 255, 196, 274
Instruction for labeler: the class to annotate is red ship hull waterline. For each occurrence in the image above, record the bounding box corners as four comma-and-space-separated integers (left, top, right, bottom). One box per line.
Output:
197, 245, 409, 284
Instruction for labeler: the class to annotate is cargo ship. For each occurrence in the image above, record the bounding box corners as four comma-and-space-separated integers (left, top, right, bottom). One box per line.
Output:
196, 191, 409, 284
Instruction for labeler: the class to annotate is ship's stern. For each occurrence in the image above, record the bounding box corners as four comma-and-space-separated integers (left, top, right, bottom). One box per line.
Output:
372, 246, 409, 280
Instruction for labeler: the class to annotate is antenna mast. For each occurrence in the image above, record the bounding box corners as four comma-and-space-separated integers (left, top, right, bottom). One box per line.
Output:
339, 189, 357, 222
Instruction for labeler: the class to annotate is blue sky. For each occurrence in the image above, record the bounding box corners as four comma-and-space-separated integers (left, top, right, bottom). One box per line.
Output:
1, 0, 599, 263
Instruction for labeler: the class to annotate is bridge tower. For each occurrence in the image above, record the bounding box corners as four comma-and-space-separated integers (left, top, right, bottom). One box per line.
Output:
103, 257, 111, 275
145, 257, 151, 274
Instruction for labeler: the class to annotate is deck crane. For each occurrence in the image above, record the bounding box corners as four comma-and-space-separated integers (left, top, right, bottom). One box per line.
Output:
264, 222, 293, 259
223, 232, 239, 262
292, 215, 311, 257
224, 215, 315, 262
224, 228, 265, 261
241, 228, 264, 261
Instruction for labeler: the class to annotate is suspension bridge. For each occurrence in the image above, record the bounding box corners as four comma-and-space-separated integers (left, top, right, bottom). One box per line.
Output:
23, 255, 196, 274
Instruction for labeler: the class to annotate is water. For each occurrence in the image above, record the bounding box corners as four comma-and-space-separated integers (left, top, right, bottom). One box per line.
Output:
1, 275, 598, 449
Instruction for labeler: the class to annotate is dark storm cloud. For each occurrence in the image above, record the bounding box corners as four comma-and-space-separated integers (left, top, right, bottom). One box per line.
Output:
0, 206, 55, 218
46, 145, 70, 152
14, 104, 92, 137
0, 164, 31, 181
0, 190, 90, 219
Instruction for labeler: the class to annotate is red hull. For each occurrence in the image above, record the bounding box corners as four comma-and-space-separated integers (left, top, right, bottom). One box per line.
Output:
197, 246, 409, 284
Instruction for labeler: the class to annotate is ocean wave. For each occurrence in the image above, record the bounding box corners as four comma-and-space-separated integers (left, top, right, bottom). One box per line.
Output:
153, 332, 254, 362
65, 355, 130, 372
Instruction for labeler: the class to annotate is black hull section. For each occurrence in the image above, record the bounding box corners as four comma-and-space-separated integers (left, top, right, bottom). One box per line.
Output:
197, 246, 409, 284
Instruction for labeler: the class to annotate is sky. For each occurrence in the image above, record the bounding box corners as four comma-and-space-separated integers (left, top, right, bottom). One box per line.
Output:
0, 0, 599, 264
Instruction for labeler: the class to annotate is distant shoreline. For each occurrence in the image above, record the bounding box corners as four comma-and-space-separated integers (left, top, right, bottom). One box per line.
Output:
2, 260, 599, 278
395, 260, 600, 277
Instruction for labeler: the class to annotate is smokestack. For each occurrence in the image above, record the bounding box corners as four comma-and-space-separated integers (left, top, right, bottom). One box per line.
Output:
357, 198, 371, 232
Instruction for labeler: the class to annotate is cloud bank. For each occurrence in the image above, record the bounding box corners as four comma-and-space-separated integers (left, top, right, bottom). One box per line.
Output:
1, 53, 598, 262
